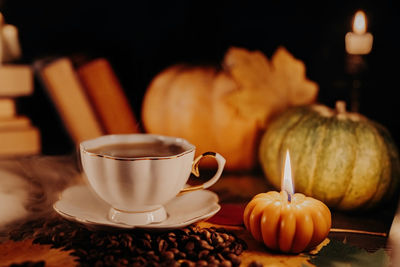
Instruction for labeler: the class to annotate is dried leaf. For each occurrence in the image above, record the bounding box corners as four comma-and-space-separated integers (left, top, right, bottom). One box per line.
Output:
271, 47, 318, 106
224, 47, 284, 124
224, 46, 318, 126
309, 239, 389, 267
0, 239, 77, 267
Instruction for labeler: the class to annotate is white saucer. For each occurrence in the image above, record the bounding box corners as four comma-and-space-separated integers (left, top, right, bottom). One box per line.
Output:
53, 185, 220, 229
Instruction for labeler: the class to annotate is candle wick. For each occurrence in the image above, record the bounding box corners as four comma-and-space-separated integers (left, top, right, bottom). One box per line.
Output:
287, 192, 292, 202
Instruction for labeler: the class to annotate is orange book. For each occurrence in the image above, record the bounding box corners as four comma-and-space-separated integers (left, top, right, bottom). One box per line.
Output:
0, 65, 33, 97
35, 58, 103, 145
77, 58, 139, 134
0, 98, 16, 118
0, 116, 31, 129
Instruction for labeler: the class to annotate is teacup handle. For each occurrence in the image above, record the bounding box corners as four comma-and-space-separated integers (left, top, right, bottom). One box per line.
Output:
179, 152, 226, 194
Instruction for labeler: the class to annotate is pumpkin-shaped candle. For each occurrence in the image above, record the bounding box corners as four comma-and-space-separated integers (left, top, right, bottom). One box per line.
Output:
244, 150, 331, 253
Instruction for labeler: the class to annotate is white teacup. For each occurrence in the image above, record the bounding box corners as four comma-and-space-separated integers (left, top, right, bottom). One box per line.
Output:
80, 134, 226, 226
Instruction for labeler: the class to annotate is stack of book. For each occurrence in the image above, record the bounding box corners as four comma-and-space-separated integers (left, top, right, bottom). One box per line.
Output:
0, 65, 41, 156
34, 57, 140, 147
0, 13, 41, 157
2, 14, 139, 152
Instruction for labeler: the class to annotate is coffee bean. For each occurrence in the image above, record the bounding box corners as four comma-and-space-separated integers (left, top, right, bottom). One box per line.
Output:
178, 251, 187, 259
118, 258, 129, 265
216, 252, 225, 261
233, 243, 243, 255
209, 233, 220, 246
220, 260, 233, 267
167, 232, 177, 238
141, 239, 152, 250
158, 239, 168, 252
144, 233, 152, 241
185, 241, 195, 251
189, 225, 200, 233
180, 235, 189, 243
135, 256, 146, 264
227, 253, 241, 266
189, 235, 201, 242
248, 261, 263, 267
222, 247, 231, 255
161, 251, 175, 261
198, 250, 209, 260
169, 248, 180, 255
199, 239, 214, 250
179, 259, 195, 267
220, 233, 230, 241
207, 255, 216, 262
195, 260, 208, 267
208, 259, 220, 266
178, 228, 191, 236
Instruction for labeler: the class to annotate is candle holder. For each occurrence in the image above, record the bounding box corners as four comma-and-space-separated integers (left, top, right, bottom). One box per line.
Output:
345, 54, 368, 112
344, 10, 373, 113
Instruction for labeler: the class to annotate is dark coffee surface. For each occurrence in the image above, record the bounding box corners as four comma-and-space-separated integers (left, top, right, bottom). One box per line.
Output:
87, 141, 186, 158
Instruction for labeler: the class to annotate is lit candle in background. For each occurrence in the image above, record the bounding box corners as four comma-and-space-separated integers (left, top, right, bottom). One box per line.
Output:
344, 10, 373, 112
345, 10, 373, 55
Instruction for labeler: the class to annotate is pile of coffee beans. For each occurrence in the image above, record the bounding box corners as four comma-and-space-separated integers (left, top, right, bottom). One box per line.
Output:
9, 216, 247, 266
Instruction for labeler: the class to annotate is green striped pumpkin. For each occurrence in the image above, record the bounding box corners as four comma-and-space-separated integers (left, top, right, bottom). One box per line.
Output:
259, 101, 400, 210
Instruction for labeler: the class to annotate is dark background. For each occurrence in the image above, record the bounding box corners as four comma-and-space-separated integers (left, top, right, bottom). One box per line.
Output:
0, 0, 399, 154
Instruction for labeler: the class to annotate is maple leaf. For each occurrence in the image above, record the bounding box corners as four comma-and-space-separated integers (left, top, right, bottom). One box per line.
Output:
223, 46, 318, 126
0, 239, 77, 267
308, 239, 389, 267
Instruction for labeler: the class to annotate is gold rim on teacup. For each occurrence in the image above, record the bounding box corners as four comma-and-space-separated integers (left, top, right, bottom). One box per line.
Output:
80, 134, 196, 161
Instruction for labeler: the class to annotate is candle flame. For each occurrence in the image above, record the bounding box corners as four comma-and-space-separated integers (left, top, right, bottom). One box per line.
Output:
353, 10, 367, 34
281, 150, 294, 199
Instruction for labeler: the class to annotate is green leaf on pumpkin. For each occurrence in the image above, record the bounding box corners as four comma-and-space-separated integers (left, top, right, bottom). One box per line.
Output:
309, 239, 389, 267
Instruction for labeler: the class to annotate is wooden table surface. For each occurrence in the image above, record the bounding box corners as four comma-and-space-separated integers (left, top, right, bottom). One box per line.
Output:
0, 155, 396, 266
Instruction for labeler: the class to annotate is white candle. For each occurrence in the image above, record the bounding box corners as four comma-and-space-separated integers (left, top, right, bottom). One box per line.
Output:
345, 10, 373, 55
2, 25, 22, 61
0, 12, 22, 63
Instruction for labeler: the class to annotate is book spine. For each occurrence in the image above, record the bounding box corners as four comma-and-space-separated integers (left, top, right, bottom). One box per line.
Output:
77, 58, 140, 134
36, 58, 104, 144
0, 127, 41, 156
0, 98, 16, 118
0, 65, 33, 97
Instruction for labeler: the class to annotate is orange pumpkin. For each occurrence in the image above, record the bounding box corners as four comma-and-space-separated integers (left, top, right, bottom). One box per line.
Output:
142, 47, 318, 170
142, 65, 260, 170
243, 191, 331, 253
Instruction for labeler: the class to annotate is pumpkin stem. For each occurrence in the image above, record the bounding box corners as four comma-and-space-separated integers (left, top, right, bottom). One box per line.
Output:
335, 101, 347, 114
